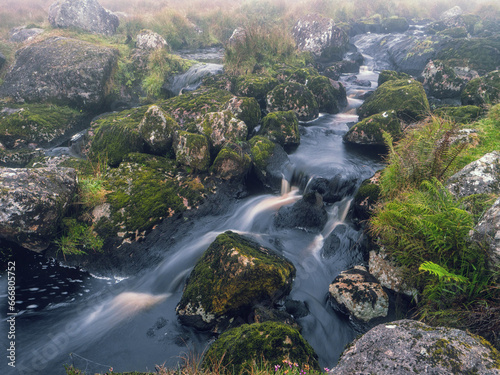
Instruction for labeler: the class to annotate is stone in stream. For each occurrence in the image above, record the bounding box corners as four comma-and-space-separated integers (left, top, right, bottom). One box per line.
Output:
344, 110, 402, 146
274, 192, 328, 233
259, 111, 300, 150
211, 142, 252, 181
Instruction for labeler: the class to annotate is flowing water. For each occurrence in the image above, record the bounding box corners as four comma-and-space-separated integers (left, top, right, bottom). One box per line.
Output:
2, 41, 388, 375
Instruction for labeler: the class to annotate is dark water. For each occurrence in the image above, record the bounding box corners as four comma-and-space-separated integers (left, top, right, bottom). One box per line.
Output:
1, 42, 387, 375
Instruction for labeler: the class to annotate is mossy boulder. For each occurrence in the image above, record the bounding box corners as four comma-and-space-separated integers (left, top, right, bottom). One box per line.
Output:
437, 26, 468, 38
353, 171, 382, 222
461, 70, 500, 106
196, 111, 248, 155
173, 131, 211, 172
382, 17, 409, 33
286, 67, 320, 84
249, 135, 291, 190
357, 79, 430, 122
433, 105, 482, 123
344, 110, 401, 146
223, 96, 261, 133
266, 82, 319, 122
234, 75, 279, 108
422, 60, 478, 99
377, 70, 412, 86
203, 322, 320, 374
259, 111, 300, 150
176, 231, 296, 331
307, 76, 347, 114
211, 142, 252, 180
95, 153, 207, 243
160, 88, 234, 126
138, 105, 179, 155
86, 106, 148, 167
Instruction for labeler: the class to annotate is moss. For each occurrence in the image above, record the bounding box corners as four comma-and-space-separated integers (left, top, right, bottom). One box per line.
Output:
196, 111, 248, 155
377, 70, 412, 87
211, 142, 252, 180
354, 179, 381, 220
460, 193, 498, 224
286, 67, 319, 85
0, 103, 85, 148
307, 75, 346, 114
461, 71, 500, 106
139, 105, 180, 155
266, 82, 319, 121
177, 231, 295, 324
234, 74, 279, 104
433, 106, 482, 123
437, 27, 468, 39
203, 322, 320, 374
260, 111, 300, 149
382, 17, 409, 33
358, 79, 430, 122
224, 96, 261, 133
345, 110, 401, 146
87, 106, 148, 167
249, 135, 276, 171
174, 131, 211, 172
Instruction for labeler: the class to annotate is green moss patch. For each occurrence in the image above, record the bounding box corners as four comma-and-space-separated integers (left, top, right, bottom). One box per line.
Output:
260, 111, 300, 149
249, 135, 277, 171
461, 71, 500, 106
344, 110, 401, 146
307, 75, 346, 114
234, 74, 279, 104
433, 106, 483, 123
378, 70, 412, 86
266, 82, 319, 121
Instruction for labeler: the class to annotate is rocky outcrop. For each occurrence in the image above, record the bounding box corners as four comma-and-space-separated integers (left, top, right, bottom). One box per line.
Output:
470, 197, 500, 270
223, 96, 261, 133
377, 70, 412, 86
211, 142, 252, 180
266, 82, 319, 122
274, 192, 328, 233
462, 70, 500, 106
9, 27, 44, 43
307, 175, 357, 204
196, 111, 248, 154
138, 105, 179, 155
234, 75, 279, 108
0, 166, 77, 251
259, 111, 300, 150
331, 319, 500, 375
292, 14, 349, 62
0, 37, 118, 111
135, 29, 168, 50
174, 131, 211, 172
344, 110, 401, 146
446, 151, 500, 199
307, 76, 347, 114
422, 60, 479, 99
203, 322, 320, 374
329, 265, 389, 322
48, 0, 119, 36
176, 231, 295, 332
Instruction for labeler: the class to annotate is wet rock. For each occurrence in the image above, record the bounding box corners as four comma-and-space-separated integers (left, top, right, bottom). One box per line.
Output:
462, 70, 500, 106
211, 142, 251, 180
308, 175, 357, 203
382, 16, 409, 33
331, 319, 500, 375
252, 304, 300, 330
196, 111, 247, 155
344, 110, 401, 146
329, 265, 389, 322
285, 299, 309, 319
139, 105, 179, 155
307, 76, 347, 114
174, 131, 211, 172
176, 231, 295, 332
446, 151, 500, 199
353, 79, 371, 87
0, 37, 118, 111
9, 26, 44, 43
164, 63, 224, 98
266, 82, 319, 122
48, 0, 119, 36
223, 96, 260, 133
234, 75, 279, 109
274, 192, 328, 233
369, 249, 417, 298
203, 322, 320, 373
470, 197, 500, 271
422, 60, 479, 99
136, 29, 168, 50
352, 171, 382, 222
249, 136, 291, 191
292, 14, 349, 63
0, 166, 77, 252
259, 111, 300, 150
357, 79, 429, 122
324, 60, 360, 80
322, 224, 365, 262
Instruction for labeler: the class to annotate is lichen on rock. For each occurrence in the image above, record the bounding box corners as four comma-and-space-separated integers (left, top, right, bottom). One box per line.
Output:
266, 82, 319, 122
344, 110, 401, 146
259, 111, 300, 150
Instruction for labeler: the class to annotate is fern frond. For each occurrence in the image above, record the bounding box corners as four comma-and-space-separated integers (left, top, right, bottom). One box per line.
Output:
419, 261, 469, 283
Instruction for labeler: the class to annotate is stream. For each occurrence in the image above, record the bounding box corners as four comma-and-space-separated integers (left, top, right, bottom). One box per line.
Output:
2, 34, 395, 375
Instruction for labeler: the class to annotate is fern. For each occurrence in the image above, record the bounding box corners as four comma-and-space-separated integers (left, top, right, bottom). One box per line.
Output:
419, 261, 469, 283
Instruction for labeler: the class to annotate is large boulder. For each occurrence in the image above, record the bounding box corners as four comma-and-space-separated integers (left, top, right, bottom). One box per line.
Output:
266, 82, 319, 122
48, 0, 119, 36
377, 70, 412, 86
0, 37, 118, 111
329, 265, 389, 322
223, 96, 261, 133
440, 6, 463, 21
357, 79, 430, 122
0, 166, 77, 252
259, 111, 300, 150
306, 174, 357, 204
196, 111, 248, 155
203, 322, 320, 374
9, 26, 44, 43
382, 16, 409, 33
173, 131, 211, 172
331, 319, 500, 375
274, 192, 328, 233
234, 75, 279, 108
422, 60, 479, 99
176, 231, 295, 331
470, 197, 500, 270
307, 76, 347, 114
433, 105, 482, 124
462, 70, 500, 106
446, 151, 500, 199
344, 110, 401, 146
292, 14, 349, 62
135, 29, 168, 50
211, 142, 252, 180
138, 105, 179, 155
352, 171, 382, 222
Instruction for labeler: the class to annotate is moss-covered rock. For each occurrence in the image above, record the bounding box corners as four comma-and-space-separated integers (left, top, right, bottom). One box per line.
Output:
176, 231, 296, 331
437, 26, 468, 38
211, 142, 252, 180
307, 76, 347, 114
203, 322, 320, 374
461, 70, 500, 106
249, 135, 290, 190
422, 60, 476, 99
160, 87, 234, 126
86, 106, 148, 167
173, 131, 211, 172
223, 96, 261, 133
286, 67, 319, 84
382, 16, 409, 33
433, 105, 482, 123
357, 79, 430, 122
377, 70, 412, 87
95, 153, 207, 242
234, 75, 279, 107
344, 110, 401, 146
266, 82, 319, 121
138, 105, 179, 155
353, 171, 382, 222
323, 60, 360, 80
196, 111, 248, 155
259, 111, 300, 149
0, 103, 86, 150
